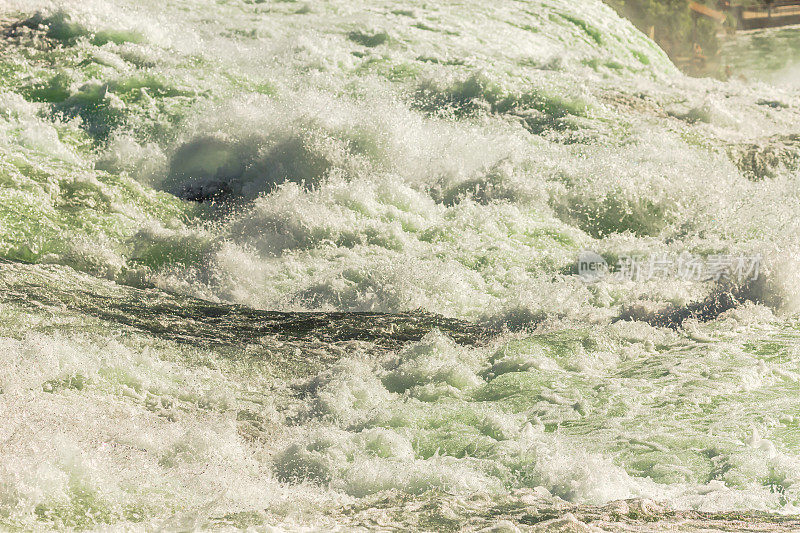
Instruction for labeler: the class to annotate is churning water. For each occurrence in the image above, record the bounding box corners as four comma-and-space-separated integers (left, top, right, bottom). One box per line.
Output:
2, 0, 800, 530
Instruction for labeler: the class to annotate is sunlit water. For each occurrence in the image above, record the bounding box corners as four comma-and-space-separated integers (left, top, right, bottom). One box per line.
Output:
1, 0, 800, 530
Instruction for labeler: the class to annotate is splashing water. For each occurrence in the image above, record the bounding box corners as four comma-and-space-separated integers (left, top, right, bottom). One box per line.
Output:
2, 0, 800, 530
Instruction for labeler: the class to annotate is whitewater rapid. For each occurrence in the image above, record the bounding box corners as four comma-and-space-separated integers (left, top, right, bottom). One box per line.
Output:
1, 0, 800, 530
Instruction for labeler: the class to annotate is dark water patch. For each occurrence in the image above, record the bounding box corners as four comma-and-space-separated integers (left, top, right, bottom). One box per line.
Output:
550, 194, 672, 238
758, 98, 789, 109
728, 134, 800, 181
20, 71, 192, 142
17, 11, 89, 45
91, 28, 145, 46
4, 11, 143, 48
616, 280, 762, 329
413, 73, 499, 117
165, 134, 334, 203
412, 72, 590, 129
51, 81, 126, 140
22, 72, 73, 103
333, 492, 800, 532
0, 261, 493, 351
348, 30, 390, 47
166, 135, 260, 203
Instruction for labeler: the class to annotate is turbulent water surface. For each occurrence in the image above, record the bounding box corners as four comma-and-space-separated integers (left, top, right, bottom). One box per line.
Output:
2, 0, 800, 530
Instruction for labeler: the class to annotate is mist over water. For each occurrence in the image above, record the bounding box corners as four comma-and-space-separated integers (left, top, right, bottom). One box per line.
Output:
722, 25, 800, 87
2, 0, 800, 530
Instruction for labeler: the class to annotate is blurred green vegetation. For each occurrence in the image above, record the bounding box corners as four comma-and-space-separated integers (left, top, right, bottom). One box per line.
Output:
604, 0, 722, 71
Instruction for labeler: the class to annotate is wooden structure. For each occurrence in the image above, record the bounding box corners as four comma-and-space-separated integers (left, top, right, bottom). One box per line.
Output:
670, 2, 800, 76
735, 1, 800, 30
689, 2, 727, 23
688, 1, 800, 31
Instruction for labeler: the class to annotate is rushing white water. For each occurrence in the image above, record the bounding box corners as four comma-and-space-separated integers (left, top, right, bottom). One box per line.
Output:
1, 0, 800, 530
